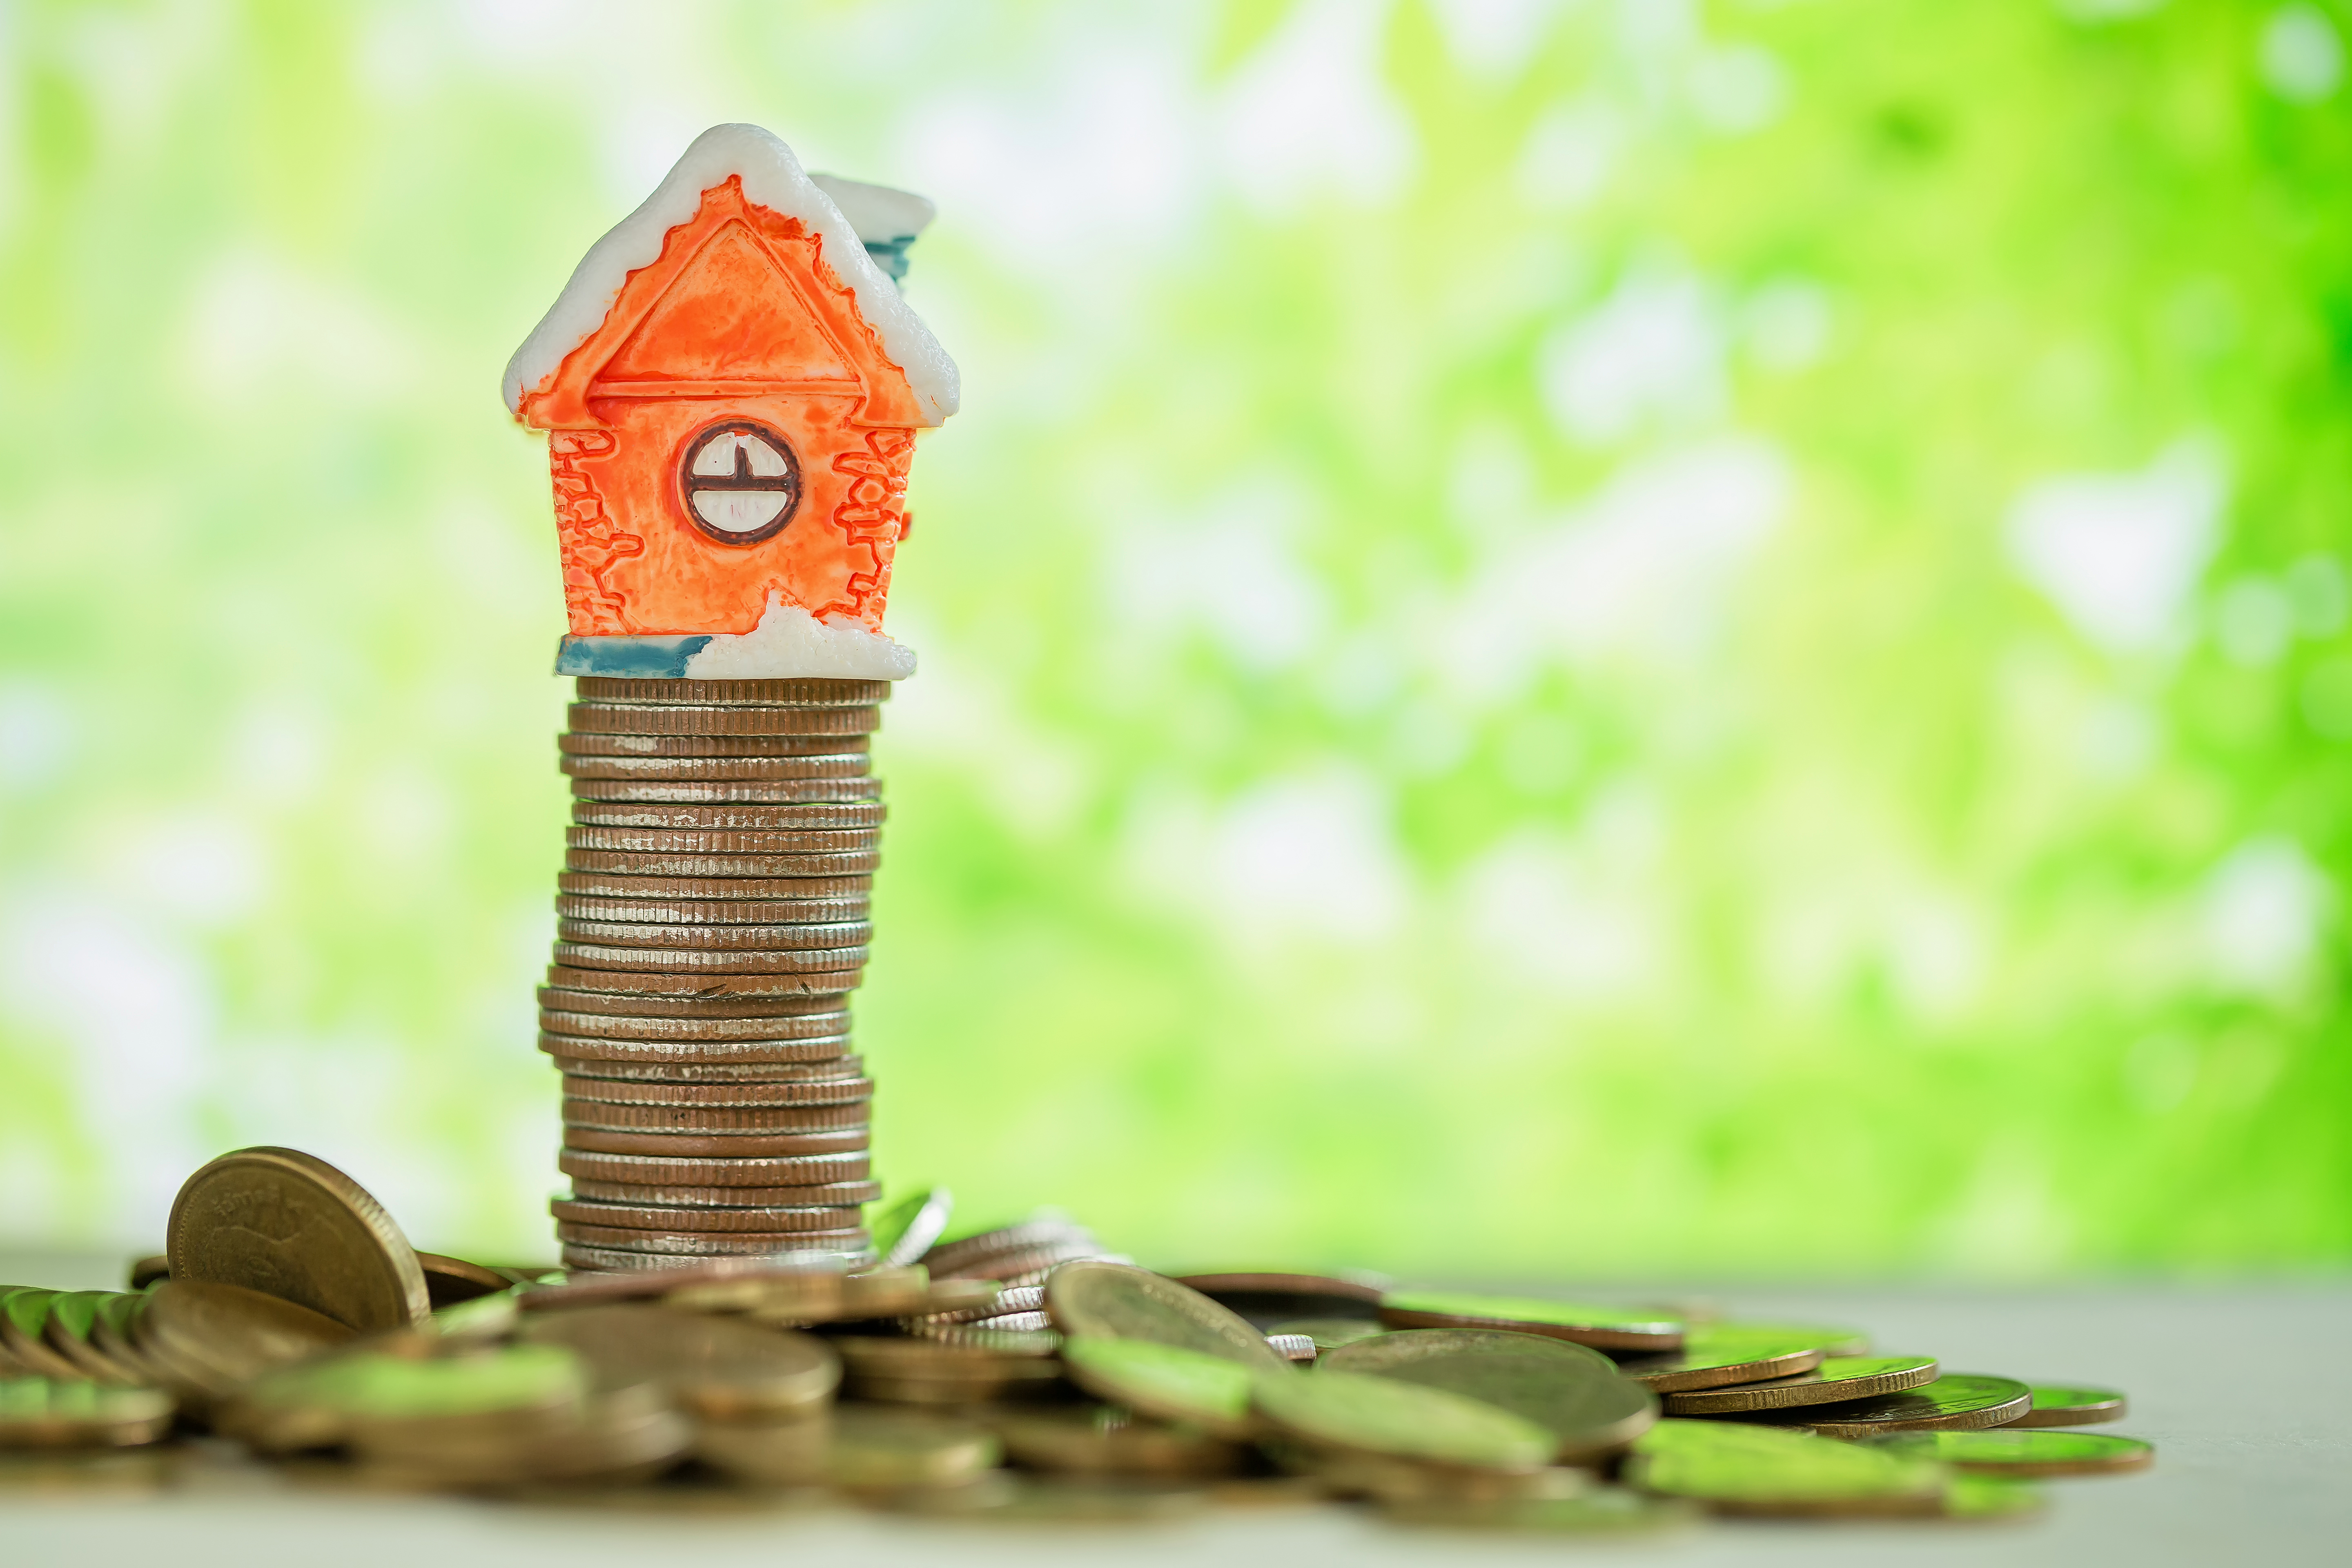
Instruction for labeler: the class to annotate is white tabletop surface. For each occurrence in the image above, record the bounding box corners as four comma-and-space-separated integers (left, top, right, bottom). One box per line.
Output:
3, 1256, 2345, 1568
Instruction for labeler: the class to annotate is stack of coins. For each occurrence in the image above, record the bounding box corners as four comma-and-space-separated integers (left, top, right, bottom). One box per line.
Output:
541, 676, 889, 1271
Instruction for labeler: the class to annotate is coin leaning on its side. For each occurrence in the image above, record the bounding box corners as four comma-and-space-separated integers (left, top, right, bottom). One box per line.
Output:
1319, 1328, 1657, 1461
166, 1147, 430, 1332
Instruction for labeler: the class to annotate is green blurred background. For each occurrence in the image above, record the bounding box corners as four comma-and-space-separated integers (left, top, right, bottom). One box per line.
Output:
1, 0, 2346, 1278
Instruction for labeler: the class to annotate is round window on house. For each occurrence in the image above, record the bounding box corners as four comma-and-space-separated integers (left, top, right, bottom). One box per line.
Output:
678, 421, 802, 545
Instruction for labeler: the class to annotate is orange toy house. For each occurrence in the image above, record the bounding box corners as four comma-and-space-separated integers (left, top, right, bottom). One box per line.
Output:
503, 125, 958, 680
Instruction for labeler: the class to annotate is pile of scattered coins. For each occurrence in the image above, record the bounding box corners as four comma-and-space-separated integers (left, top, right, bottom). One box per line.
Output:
0, 1145, 2154, 1529
548, 675, 894, 1271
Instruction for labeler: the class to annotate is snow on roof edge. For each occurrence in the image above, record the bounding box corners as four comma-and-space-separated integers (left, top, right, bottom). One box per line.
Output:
501, 124, 958, 425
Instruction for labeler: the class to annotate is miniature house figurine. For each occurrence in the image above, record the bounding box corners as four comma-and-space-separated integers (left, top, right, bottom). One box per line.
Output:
503, 124, 958, 679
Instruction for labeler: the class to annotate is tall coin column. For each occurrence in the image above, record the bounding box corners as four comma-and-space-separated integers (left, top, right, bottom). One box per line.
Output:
541, 675, 886, 1270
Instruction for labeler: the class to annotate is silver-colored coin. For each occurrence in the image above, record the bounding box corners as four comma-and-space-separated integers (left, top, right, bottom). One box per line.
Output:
557, 920, 874, 951
570, 778, 882, 804
550, 942, 873, 975
550, 1052, 861, 1084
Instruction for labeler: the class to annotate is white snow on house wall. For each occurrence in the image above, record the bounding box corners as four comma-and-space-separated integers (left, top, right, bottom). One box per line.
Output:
503, 124, 959, 425
682, 593, 918, 681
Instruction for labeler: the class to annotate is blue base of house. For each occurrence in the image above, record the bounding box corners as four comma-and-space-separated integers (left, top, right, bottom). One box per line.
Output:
555, 635, 715, 678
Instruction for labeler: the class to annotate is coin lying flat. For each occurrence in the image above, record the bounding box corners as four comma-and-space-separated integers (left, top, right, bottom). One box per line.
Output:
572, 779, 883, 805
566, 1178, 881, 1209
555, 1054, 863, 1086
1624, 1418, 1944, 1517
572, 801, 886, 830
557, 920, 875, 951
561, 1128, 869, 1159
575, 676, 890, 707
825, 1405, 999, 1490
1660, 1355, 1940, 1415
555, 872, 875, 903
695, 1411, 831, 1486
552, 943, 874, 976
990, 1406, 1245, 1478
166, 1147, 430, 1332
558, 1150, 872, 1188
552, 1198, 866, 1235
1320, 1328, 1656, 1461
1060, 1337, 1256, 1437
560, 1074, 871, 1108
2014, 1383, 2128, 1427
566, 851, 882, 881
564, 746, 872, 777
0, 1379, 175, 1448
559, 1243, 872, 1275
1863, 1428, 2153, 1477
1046, 1263, 1288, 1370
563, 733, 870, 762
519, 1303, 840, 1418
1616, 1325, 1838, 1392
1378, 1292, 1683, 1353
555, 1222, 869, 1254
543, 1035, 855, 1067
556, 895, 870, 927
561, 1098, 869, 1134
1771, 1374, 2034, 1438
537, 984, 853, 1019
1252, 1368, 1556, 1473
566, 703, 881, 737
546, 964, 862, 998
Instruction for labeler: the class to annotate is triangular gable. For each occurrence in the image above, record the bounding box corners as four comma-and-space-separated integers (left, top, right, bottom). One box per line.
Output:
519, 178, 915, 429
504, 123, 957, 428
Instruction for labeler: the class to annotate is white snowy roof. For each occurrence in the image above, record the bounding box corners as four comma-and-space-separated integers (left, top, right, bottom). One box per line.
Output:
502, 124, 958, 425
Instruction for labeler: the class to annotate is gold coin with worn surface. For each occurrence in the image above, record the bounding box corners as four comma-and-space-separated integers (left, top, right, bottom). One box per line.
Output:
537, 983, 851, 1018
552, 942, 873, 976
1060, 1337, 1256, 1437
572, 800, 886, 831
1661, 1355, 1939, 1415
826, 1405, 998, 1490
555, 1052, 862, 1085
558, 1149, 870, 1188
557, 919, 873, 951
1772, 1374, 2034, 1438
574, 676, 889, 707
1864, 1427, 2152, 1477
695, 1410, 831, 1486
544, 964, 860, 999
1617, 1325, 1840, 1392
571, 778, 880, 805
561, 1127, 868, 1159
988, 1405, 1244, 1478
0, 1379, 175, 1448
523, 1255, 849, 1308
519, 1303, 840, 1418
1622, 1417, 1944, 1517
551, 1198, 865, 1234
1378, 1292, 1683, 1353
560, 1074, 871, 1109
166, 1147, 430, 1332
1321, 1328, 1655, 1461
561, 730, 869, 757
567, 703, 879, 737
2014, 1383, 2128, 1426
1046, 1262, 1287, 1370
136, 1280, 353, 1393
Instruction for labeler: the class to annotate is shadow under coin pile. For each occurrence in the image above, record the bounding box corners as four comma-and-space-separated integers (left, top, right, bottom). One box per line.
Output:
2, 1145, 2156, 1532
547, 675, 890, 1271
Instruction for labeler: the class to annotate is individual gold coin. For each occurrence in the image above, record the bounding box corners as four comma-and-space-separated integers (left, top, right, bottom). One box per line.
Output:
1282, 1445, 1586, 1505
1773, 1374, 2033, 1438
824, 1405, 999, 1490
1659, 1355, 1939, 1415
1617, 1325, 1840, 1392
524, 1255, 850, 1307
89, 1296, 166, 1386
554, 1053, 862, 1085
125, 1256, 170, 1290
550, 1198, 865, 1234
1621, 1417, 1944, 1517
564, 850, 881, 880
2014, 1383, 2128, 1426
570, 778, 882, 804
557, 1150, 871, 1188
1059, 1337, 1256, 1438
518, 1303, 840, 1418
545, 963, 861, 998
1862, 1428, 2154, 1477
695, 1410, 832, 1487
167, 1147, 431, 1332
414, 1254, 511, 1310
566, 703, 880, 737
136, 1280, 354, 1395
0, 1379, 175, 1448
551, 943, 873, 976
1319, 1328, 1656, 1461
537, 983, 851, 1019
988, 1405, 1244, 1478
572, 676, 890, 707
1252, 1367, 1556, 1473
557, 920, 874, 951
559, 1127, 868, 1159
571, 801, 886, 830
1378, 1292, 1683, 1353
1046, 1262, 1289, 1371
